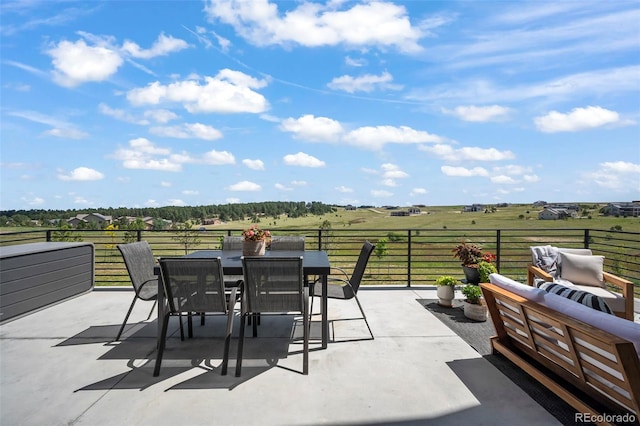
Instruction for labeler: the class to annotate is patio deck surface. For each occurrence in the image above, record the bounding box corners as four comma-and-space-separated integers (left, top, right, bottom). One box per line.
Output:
0, 287, 568, 426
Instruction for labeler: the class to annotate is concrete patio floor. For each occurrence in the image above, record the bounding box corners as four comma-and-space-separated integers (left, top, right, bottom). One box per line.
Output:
0, 287, 568, 426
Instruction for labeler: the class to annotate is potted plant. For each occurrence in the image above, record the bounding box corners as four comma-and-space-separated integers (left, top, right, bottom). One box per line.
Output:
435, 275, 457, 307
452, 241, 496, 285
461, 284, 487, 321
477, 257, 497, 283
241, 225, 271, 256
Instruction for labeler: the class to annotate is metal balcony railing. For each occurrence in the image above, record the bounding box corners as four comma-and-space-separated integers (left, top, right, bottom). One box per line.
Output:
1, 228, 638, 293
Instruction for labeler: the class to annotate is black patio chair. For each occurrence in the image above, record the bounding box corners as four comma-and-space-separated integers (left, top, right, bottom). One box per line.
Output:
269, 236, 305, 251
115, 241, 159, 341
236, 256, 309, 376
311, 241, 375, 340
155, 257, 238, 376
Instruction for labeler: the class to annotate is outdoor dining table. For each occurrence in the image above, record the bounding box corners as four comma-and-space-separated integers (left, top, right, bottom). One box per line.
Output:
155, 249, 331, 349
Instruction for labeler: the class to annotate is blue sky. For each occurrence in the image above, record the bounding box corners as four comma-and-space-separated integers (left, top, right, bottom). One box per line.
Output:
1, 0, 639, 211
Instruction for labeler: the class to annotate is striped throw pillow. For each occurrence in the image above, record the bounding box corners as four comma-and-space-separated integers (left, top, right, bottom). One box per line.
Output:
538, 282, 613, 315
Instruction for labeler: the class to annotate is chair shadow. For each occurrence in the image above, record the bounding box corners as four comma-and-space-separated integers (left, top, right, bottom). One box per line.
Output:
73, 314, 316, 391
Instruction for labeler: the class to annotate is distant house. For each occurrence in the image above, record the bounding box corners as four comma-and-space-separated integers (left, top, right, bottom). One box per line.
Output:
538, 208, 571, 220
604, 202, 640, 217
390, 211, 410, 217
67, 212, 112, 228
408, 207, 421, 215
345, 205, 357, 211
532, 201, 547, 207
462, 204, 484, 212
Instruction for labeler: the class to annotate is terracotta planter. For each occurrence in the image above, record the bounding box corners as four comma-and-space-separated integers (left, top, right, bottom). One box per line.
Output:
242, 240, 266, 256
462, 265, 480, 284
436, 286, 455, 307
463, 300, 487, 321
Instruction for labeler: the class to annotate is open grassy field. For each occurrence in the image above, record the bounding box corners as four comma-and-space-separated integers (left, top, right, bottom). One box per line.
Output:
207, 204, 640, 233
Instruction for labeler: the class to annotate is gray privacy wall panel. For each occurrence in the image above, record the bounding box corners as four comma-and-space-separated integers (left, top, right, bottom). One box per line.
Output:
0, 242, 94, 323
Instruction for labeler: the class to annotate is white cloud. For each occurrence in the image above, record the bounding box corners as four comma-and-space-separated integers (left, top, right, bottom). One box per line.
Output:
202, 150, 235, 165
228, 180, 261, 191
182, 190, 199, 195
243, 159, 265, 170
586, 161, 640, 191
275, 183, 292, 191
204, 0, 424, 53
46, 32, 190, 87
411, 66, 640, 105
292, 180, 307, 186
442, 105, 511, 122
327, 71, 402, 93
167, 199, 186, 206
110, 138, 234, 171
99, 103, 149, 125
491, 175, 518, 184
22, 195, 45, 206
43, 128, 88, 139
144, 109, 179, 123
344, 125, 444, 150
419, 144, 515, 162
9, 110, 87, 139
411, 188, 428, 195
283, 152, 325, 167
47, 39, 123, 87
371, 189, 393, 197
280, 115, 344, 141
441, 166, 489, 177
121, 33, 190, 59
336, 185, 353, 193
534, 106, 621, 133
345, 56, 367, 67
58, 166, 104, 181
149, 123, 223, 140
127, 69, 269, 114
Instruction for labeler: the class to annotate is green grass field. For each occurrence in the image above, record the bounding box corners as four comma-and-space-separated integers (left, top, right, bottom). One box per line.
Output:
206, 204, 640, 233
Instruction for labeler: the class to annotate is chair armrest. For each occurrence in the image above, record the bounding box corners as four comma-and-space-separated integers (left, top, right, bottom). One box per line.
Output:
602, 272, 635, 320
527, 265, 553, 286
313, 267, 350, 285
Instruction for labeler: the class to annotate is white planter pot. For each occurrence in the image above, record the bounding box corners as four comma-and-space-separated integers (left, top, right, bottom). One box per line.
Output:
463, 301, 487, 321
436, 286, 455, 307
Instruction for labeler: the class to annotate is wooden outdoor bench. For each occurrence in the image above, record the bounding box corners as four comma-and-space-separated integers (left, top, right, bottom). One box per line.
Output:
480, 281, 640, 425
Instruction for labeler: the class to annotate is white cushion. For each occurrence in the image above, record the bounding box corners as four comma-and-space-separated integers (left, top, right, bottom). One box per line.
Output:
540, 291, 640, 358
489, 273, 544, 302
559, 251, 605, 287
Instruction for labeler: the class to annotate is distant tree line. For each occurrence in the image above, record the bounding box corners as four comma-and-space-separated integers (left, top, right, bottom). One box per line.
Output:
0, 201, 336, 227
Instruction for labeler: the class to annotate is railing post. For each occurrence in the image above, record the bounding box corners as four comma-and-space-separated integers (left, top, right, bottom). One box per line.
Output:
407, 230, 412, 287
317, 229, 322, 251
496, 229, 501, 272
46, 230, 52, 242
584, 229, 590, 249
137, 230, 142, 242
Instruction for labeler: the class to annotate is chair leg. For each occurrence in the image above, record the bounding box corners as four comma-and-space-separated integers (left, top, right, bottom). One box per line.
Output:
153, 313, 171, 377
179, 313, 185, 341
235, 314, 247, 377
252, 313, 258, 337
354, 294, 374, 340
221, 311, 234, 376
303, 300, 309, 375
115, 296, 137, 341
146, 299, 157, 320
